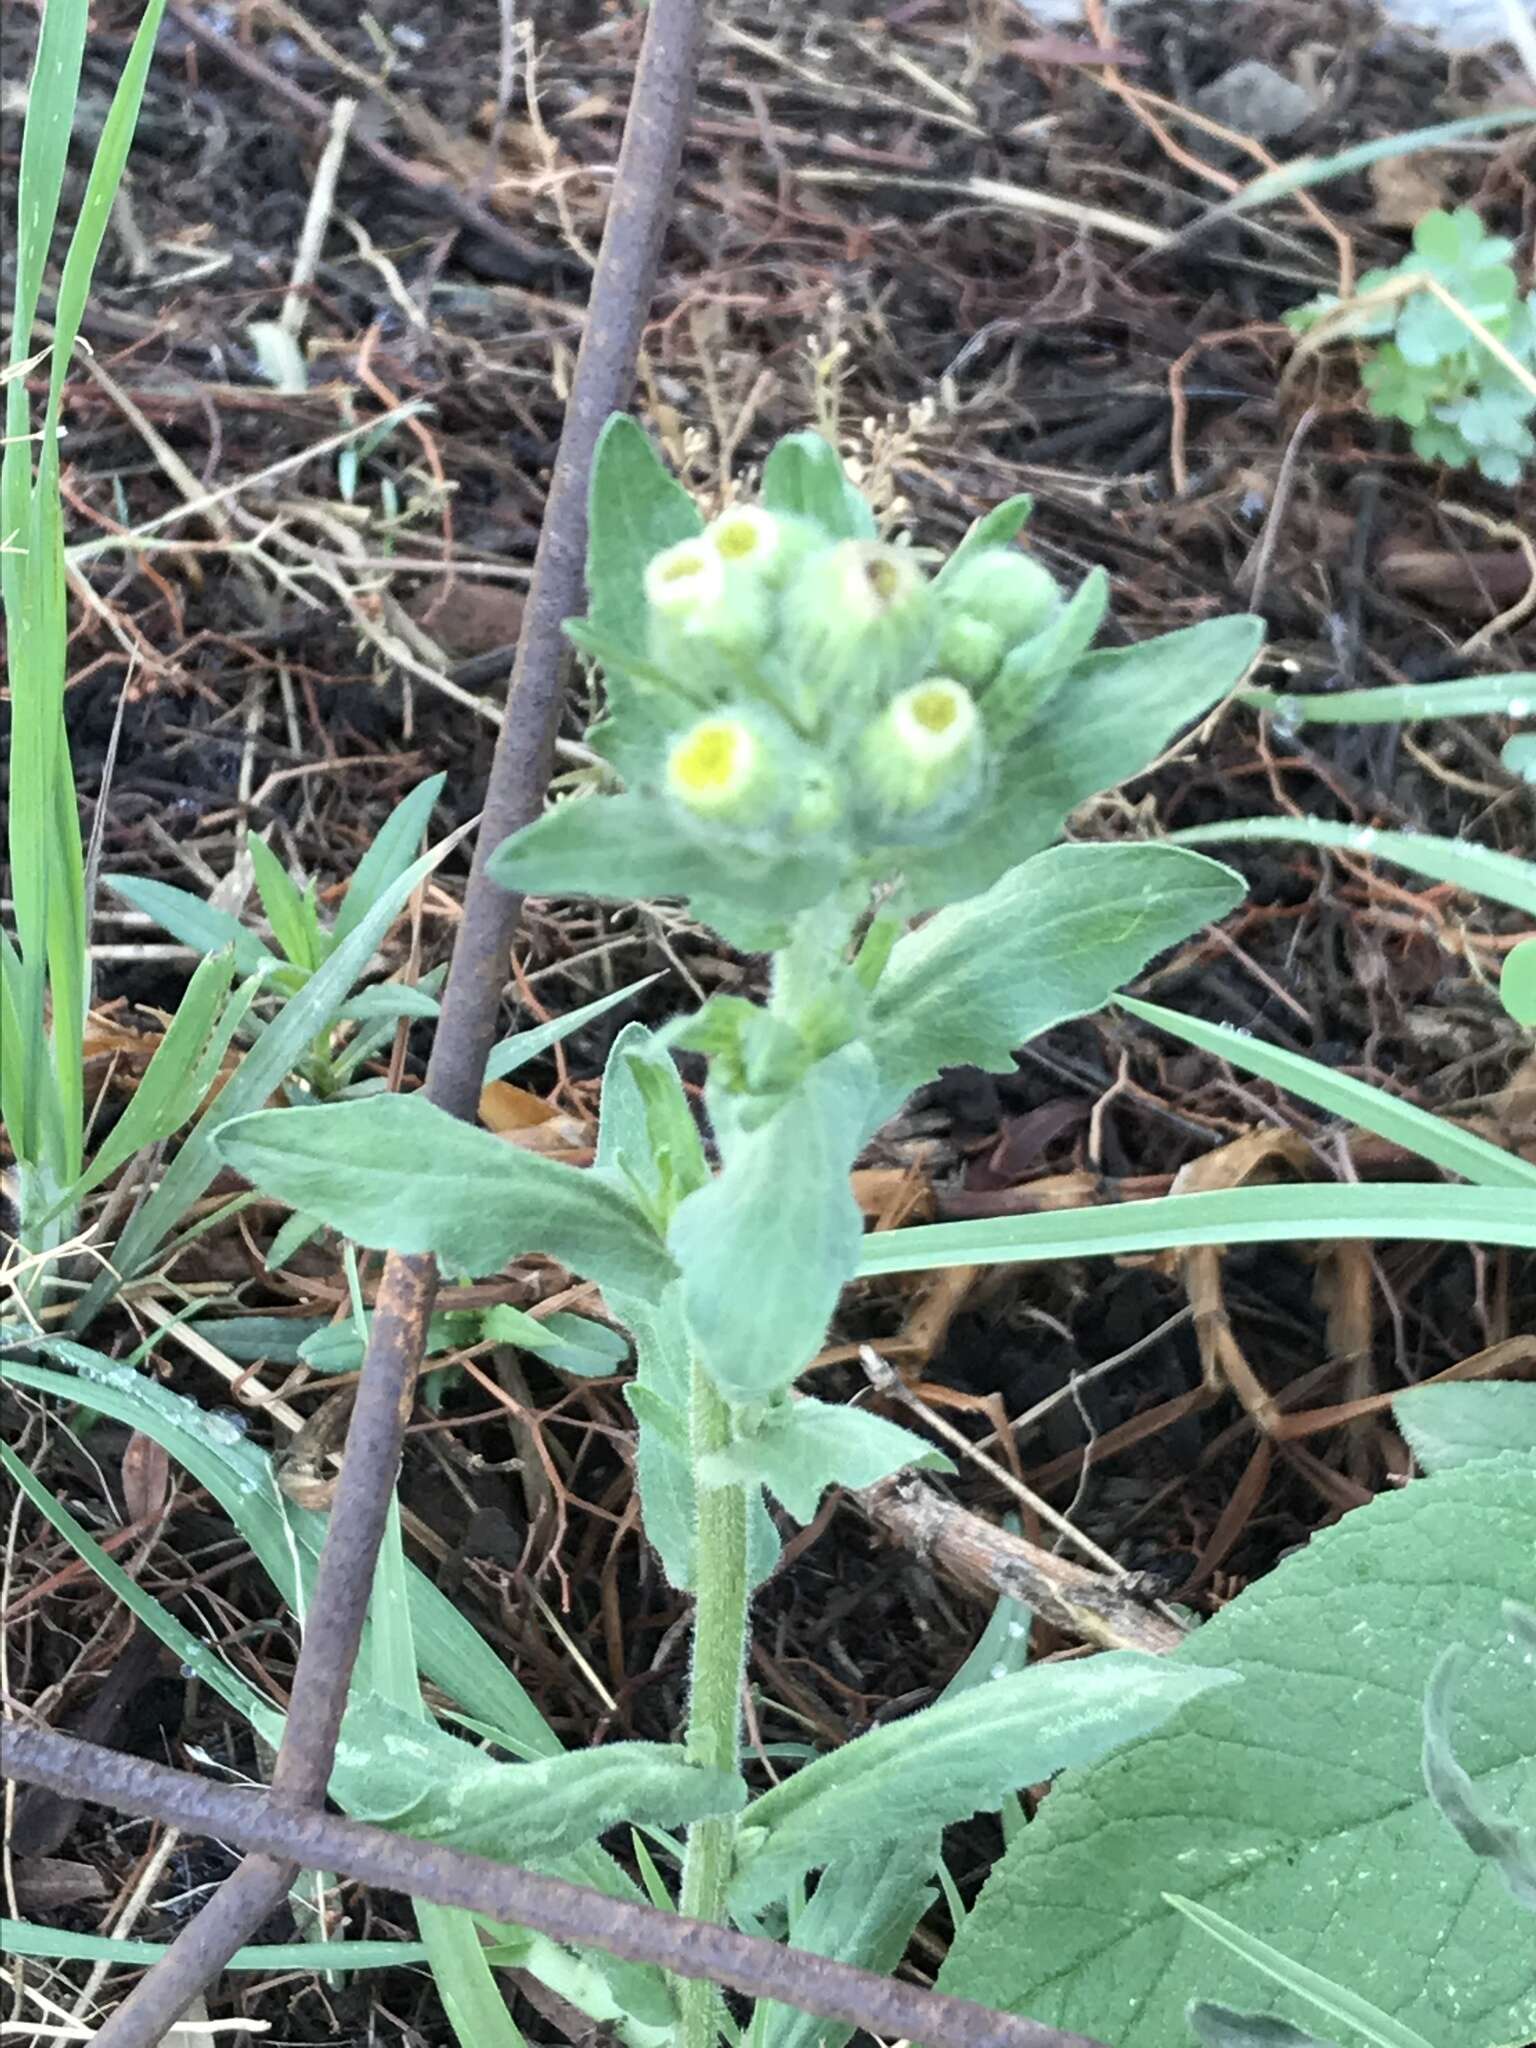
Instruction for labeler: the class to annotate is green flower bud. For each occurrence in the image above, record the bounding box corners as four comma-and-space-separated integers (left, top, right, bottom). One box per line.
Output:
855, 676, 983, 837
645, 537, 771, 693
776, 539, 935, 728
665, 712, 784, 829
706, 504, 819, 588
939, 547, 1061, 648
934, 611, 1006, 688
788, 759, 844, 841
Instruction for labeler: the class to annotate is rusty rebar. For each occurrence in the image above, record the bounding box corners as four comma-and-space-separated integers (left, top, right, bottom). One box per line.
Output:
4, 1725, 1113, 2048
73, 3, 709, 2040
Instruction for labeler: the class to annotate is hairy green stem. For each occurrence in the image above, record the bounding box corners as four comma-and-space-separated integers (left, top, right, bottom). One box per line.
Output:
677, 1361, 750, 2048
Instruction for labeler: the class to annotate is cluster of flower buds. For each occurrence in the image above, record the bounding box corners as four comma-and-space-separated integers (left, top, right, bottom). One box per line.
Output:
642, 505, 1063, 856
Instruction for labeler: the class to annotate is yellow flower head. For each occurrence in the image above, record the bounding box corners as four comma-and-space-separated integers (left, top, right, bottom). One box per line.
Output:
645, 539, 727, 620
666, 714, 779, 826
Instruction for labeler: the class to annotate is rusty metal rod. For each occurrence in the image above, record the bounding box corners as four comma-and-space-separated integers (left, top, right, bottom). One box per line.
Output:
4, 1725, 1112, 2048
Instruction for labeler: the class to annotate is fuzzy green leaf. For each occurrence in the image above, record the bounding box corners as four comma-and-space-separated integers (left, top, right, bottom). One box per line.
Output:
936, 493, 1034, 583
669, 1045, 878, 1401
487, 791, 830, 951
701, 1399, 954, 1522
871, 843, 1244, 1105
326, 1699, 742, 1860
761, 431, 876, 541
1394, 1382, 1536, 1475
732, 1655, 1235, 1914
585, 414, 702, 651
216, 1094, 675, 1300
903, 613, 1265, 907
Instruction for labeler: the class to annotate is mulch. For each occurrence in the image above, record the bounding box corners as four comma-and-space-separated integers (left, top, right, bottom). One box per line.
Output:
2, 1, 1533, 2037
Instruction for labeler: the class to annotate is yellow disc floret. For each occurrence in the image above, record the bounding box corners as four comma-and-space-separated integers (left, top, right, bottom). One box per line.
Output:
666, 714, 779, 827
645, 538, 727, 618
857, 676, 983, 835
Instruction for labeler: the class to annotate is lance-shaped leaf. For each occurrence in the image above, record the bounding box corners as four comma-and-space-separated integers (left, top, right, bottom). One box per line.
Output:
761, 430, 876, 540
315, 1696, 742, 1863
669, 1044, 879, 1402
869, 842, 1244, 1109
731, 1654, 1235, 1914
585, 413, 703, 650
216, 1094, 675, 1300
487, 791, 831, 952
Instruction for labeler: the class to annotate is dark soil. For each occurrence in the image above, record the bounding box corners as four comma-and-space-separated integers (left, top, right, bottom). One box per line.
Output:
3, 0, 1534, 2039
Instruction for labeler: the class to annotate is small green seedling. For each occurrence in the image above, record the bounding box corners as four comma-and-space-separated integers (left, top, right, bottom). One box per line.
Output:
106, 775, 447, 1100
1286, 208, 1536, 485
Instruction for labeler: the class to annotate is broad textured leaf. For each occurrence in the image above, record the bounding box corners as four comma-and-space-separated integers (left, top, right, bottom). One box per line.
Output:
732, 1654, 1233, 1914
1394, 1383, 1536, 1474
1188, 2005, 1338, 2048
1168, 1897, 1436, 2048
904, 614, 1265, 907
938, 1459, 1536, 2047
585, 413, 702, 650
670, 1045, 879, 1401
1170, 817, 1536, 920
702, 1399, 953, 1522
1422, 1642, 1536, 1910
760, 431, 875, 540
870, 844, 1244, 1107
217, 1094, 675, 1299
1119, 996, 1536, 1192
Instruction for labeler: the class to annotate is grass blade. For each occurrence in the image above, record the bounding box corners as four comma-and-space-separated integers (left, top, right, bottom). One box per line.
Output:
1164, 1895, 1436, 2048
1194, 112, 1536, 225
1244, 675, 1535, 727
857, 1183, 1536, 1279
1118, 997, 1536, 1193
1168, 818, 1536, 919
79, 829, 461, 1316
0, 1923, 431, 1971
